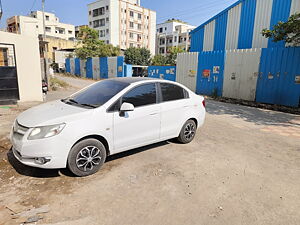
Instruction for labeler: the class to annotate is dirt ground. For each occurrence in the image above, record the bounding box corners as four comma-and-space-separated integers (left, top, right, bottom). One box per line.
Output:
0, 75, 299, 225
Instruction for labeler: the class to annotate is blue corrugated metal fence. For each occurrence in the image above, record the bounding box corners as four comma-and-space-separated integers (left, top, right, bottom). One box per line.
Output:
256, 47, 300, 107
196, 51, 225, 96
148, 66, 176, 81
64, 56, 132, 79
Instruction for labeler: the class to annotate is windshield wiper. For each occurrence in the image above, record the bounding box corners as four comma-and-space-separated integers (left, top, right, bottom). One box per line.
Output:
79, 103, 98, 108
62, 98, 98, 108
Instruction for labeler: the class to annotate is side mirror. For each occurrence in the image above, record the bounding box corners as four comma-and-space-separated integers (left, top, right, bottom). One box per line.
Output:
120, 102, 134, 112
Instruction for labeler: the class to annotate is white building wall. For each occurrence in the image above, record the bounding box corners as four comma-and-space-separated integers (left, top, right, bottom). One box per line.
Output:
88, 0, 156, 54
0, 31, 43, 102
203, 20, 215, 51
290, 0, 300, 15
225, 3, 242, 50
252, 0, 273, 49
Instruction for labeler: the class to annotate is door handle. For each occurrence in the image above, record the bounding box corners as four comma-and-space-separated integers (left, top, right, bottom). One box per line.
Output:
149, 112, 158, 116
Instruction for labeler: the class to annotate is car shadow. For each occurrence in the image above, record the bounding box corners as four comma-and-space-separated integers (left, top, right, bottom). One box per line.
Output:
206, 99, 300, 127
7, 140, 171, 178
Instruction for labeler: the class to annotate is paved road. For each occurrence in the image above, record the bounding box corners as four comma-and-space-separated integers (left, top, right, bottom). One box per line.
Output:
0, 75, 299, 225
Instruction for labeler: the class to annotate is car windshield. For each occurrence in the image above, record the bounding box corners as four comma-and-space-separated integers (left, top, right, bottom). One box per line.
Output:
62, 80, 129, 108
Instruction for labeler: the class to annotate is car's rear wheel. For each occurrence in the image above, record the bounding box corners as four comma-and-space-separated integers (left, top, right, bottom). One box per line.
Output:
177, 119, 197, 144
67, 139, 106, 177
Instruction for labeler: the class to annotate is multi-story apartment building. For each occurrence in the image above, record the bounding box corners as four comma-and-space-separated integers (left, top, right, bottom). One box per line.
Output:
7, 11, 75, 40
88, 0, 156, 54
156, 20, 195, 55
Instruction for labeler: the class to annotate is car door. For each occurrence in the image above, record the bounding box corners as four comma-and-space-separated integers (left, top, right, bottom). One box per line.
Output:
112, 83, 160, 152
159, 82, 191, 139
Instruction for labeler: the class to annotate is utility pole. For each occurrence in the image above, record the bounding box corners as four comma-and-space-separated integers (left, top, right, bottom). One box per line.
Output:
0, 0, 3, 22
41, 0, 49, 90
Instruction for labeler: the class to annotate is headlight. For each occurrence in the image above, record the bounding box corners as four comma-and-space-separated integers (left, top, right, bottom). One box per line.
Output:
28, 123, 66, 140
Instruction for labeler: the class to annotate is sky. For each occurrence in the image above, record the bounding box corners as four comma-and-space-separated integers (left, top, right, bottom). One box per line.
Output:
0, 0, 237, 28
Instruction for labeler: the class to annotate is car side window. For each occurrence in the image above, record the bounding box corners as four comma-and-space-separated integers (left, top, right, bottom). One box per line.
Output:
122, 83, 157, 107
160, 83, 186, 102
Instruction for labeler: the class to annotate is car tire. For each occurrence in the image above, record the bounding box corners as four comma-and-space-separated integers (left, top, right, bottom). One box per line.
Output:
177, 120, 197, 144
67, 139, 106, 177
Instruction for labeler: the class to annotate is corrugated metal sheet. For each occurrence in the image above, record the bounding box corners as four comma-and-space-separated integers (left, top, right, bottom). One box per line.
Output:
196, 51, 225, 96
290, 0, 300, 15
225, 3, 242, 50
100, 57, 108, 79
70, 58, 75, 75
74, 58, 81, 76
86, 58, 93, 79
238, 0, 257, 49
252, 0, 273, 48
117, 56, 124, 77
80, 59, 86, 78
213, 11, 228, 51
124, 64, 133, 77
268, 0, 292, 48
108, 57, 117, 78
124, 64, 132, 77
256, 47, 300, 107
65, 58, 70, 73
223, 48, 261, 101
190, 27, 204, 52
203, 20, 215, 52
148, 66, 176, 81
176, 52, 198, 92
92, 57, 100, 80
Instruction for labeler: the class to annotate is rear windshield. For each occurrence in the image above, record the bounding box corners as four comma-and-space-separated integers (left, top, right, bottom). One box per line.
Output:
67, 80, 129, 107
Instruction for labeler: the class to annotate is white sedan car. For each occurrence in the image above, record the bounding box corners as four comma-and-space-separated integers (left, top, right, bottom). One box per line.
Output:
11, 78, 206, 176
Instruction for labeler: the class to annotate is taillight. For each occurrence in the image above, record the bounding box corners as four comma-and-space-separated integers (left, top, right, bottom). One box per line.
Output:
202, 99, 206, 107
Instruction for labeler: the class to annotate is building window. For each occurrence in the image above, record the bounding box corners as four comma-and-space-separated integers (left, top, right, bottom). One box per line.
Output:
45, 15, 49, 21
137, 34, 141, 42
45, 27, 51, 32
159, 28, 163, 33
130, 22, 134, 28
106, 5, 109, 10
147, 16, 149, 19
106, 29, 109, 34
174, 36, 177, 42
130, 11, 134, 17
130, 43, 134, 47
89, 22, 92, 26
106, 17, 109, 22
68, 30, 73, 34
106, 40, 109, 44
89, 11, 91, 15
129, 32, 134, 39
138, 24, 142, 30
138, 13, 142, 19
165, 27, 167, 31
93, 7, 105, 17
56, 28, 65, 34
99, 30, 105, 37
93, 19, 105, 28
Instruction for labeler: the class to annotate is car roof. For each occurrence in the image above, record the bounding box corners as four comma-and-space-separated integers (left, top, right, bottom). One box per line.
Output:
109, 77, 161, 84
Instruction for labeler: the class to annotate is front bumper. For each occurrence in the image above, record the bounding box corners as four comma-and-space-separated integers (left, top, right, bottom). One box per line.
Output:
10, 128, 72, 169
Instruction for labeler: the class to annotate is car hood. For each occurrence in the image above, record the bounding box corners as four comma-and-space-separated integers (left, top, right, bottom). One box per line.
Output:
17, 100, 92, 127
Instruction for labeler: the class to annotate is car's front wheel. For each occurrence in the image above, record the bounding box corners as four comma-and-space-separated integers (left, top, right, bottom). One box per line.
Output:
177, 119, 197, 144
67, 139, 106, 177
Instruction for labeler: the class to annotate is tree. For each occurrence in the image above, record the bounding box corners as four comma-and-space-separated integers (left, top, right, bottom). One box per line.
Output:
75, 27, 120, 59
262, 13, 300, 45
166, 46, 185, 65
124, 47, 151, 65
151, 54, 168, 66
